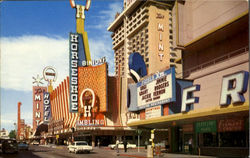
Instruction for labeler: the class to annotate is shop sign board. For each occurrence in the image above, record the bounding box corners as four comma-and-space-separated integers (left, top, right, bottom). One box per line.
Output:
145, 105, 162, 119
43, 92, 51, 123
218, 119, 244, 132
136, 67, 176, 109
53, 119, 64, 132
195, 120, 217, 133
182, 124, 193, 133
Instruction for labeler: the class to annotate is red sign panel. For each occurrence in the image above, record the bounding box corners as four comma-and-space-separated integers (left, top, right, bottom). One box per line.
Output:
33, 86, 47, 132
218, 119, 244, 132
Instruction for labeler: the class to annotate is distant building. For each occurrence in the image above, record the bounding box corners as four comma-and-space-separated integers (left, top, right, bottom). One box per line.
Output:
0, 128, 9, 139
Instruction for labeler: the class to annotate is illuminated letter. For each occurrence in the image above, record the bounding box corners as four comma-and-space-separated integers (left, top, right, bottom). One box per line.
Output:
220, 71, 249, 105
71, 44, 78, 51
158, 44, 164, 51
76, 5, 85, 19
71, 86, 78, 93
71, 34, 78, 42
36, 103, 39, 110
158, 53, 164, 61
158, 23, 164, 31
181, 85, 200, 112
44, 93, 49, 100
159, 33, 162, 41
71, 77, 78, 85
35, 95, 41, 101
44, 100, 49, 105
71, 60, 78, 68
84, 105, 92, 117
36, 112, 41, 118
72, 102, 78, 110
71, 94, 78, 101
36, 120, 40, 126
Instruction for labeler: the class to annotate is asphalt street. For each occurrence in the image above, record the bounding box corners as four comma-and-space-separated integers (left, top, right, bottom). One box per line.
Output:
0, 145, 117, 158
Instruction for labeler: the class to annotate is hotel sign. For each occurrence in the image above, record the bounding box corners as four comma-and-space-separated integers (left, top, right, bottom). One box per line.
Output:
43, 92, 51, 123
136, 67, 176, 109
33, 86, 47, 131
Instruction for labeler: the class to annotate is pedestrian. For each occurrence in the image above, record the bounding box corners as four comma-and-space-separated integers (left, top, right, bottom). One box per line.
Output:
188, 138, 193, 154
145, 140, 148, 149
116, 139, 120, 153
123, 138, 128, 152
97, 139, 100, 148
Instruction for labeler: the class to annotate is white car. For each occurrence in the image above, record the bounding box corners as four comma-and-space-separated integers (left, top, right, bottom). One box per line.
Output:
108, 142, 136, 149
68, 141, 93, 154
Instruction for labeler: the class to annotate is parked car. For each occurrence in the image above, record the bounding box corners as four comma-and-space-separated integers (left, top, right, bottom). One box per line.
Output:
18, 142, 29, 150
68, 141, 93, 154
108, 142, 136, 149
2, 139, 18, 154
31, 141, 39, 145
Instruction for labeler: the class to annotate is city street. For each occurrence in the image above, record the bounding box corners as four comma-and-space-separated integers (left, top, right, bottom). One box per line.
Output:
0, 145, 218, 158
0, 145, 117, 158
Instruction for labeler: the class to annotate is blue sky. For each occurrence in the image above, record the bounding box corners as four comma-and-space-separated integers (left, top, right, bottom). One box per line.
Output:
0, 0, 123, 132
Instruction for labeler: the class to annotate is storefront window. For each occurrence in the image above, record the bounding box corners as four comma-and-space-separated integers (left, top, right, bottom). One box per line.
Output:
220, 132, 246, 147
203, 133, 218, 147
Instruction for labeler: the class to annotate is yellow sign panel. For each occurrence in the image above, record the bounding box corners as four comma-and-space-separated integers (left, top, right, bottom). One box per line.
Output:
70, 0, 92, 62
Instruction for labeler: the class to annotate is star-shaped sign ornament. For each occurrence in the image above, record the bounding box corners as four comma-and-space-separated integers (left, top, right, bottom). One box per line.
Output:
32, 74, 44, 86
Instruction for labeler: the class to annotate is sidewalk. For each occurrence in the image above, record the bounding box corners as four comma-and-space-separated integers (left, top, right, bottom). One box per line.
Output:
110, 148, 216, 158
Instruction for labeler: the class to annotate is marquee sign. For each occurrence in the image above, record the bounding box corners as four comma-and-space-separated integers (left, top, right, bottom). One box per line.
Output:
136, 67, 176, 109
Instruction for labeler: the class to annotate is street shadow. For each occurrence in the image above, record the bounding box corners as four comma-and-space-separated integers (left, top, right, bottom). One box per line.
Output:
0, 150, 42, 158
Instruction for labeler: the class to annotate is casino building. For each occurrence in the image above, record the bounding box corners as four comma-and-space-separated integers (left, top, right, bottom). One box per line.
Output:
47, 64, 136, 146
109, 0, 249, 157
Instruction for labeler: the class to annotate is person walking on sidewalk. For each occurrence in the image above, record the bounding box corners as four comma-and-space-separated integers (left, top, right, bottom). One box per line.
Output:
123, 138, 128, 152
116, 139, 120, 153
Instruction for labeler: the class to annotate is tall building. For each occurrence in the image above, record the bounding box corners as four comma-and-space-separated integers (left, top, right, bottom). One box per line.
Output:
108, 0, 182, 78
123, 0, 249, 157
108, 1, 183, 124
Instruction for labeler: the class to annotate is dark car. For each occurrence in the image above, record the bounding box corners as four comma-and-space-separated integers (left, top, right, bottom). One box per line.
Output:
2, 139, 18, 154
18, 142, 29, 151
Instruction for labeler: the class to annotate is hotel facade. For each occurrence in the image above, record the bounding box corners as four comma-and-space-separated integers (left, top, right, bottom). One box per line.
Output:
108, 0, 249, 157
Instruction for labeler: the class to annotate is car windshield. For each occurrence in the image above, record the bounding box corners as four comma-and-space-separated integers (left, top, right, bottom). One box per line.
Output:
76, 142, 88, 146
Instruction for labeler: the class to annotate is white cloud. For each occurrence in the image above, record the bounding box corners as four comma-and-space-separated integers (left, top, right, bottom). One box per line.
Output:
1, 35, 69, 91
1, 34, 116, 92
1, 112, 33, 131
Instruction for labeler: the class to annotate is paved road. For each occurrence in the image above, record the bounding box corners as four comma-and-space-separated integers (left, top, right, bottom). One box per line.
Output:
0, 145, 217, 158
0, 145, 117, 158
